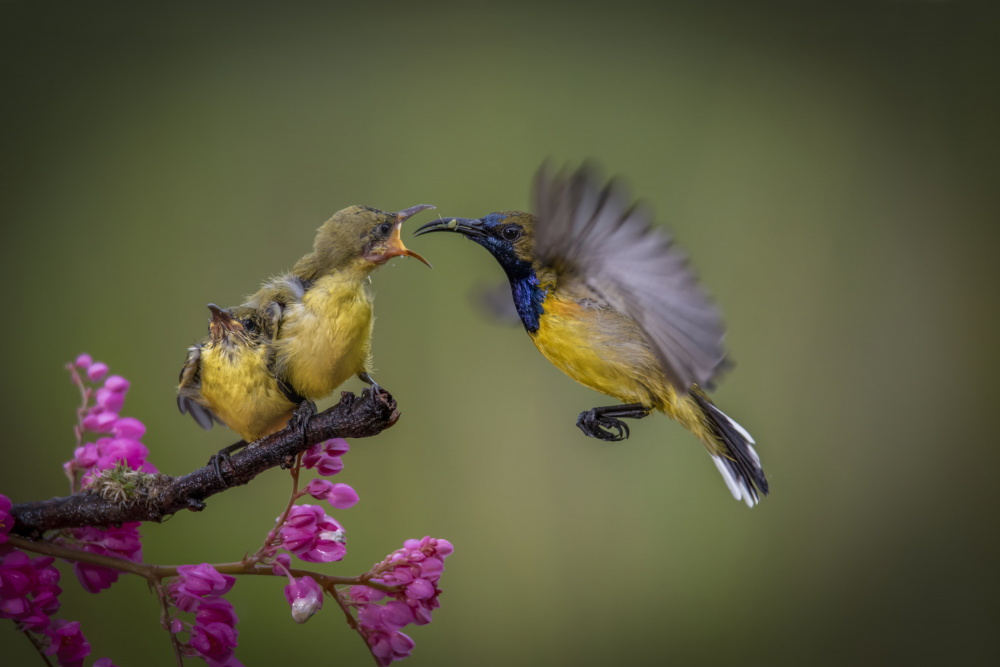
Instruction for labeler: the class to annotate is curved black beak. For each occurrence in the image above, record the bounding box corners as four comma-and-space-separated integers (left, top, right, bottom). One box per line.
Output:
413, 217, 487, 239
207, 303, 241, 334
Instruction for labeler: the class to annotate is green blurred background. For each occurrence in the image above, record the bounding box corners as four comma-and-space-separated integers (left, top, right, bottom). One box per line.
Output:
2, 1, 998, 665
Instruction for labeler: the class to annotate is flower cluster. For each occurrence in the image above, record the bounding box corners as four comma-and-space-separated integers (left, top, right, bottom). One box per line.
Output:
55, 357, 151, 595
169, 564, 242, 667
0, 546, 62, 632
57, 523, 143, 594
64, 354, 157, 490
349, 537, 454, 665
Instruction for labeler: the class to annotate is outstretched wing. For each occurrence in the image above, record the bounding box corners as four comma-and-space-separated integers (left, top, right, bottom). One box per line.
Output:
176, 344, 221, 430
532, 163, 727, 391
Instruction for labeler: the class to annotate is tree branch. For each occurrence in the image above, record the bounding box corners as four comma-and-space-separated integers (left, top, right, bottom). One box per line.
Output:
9, 389, 399, 537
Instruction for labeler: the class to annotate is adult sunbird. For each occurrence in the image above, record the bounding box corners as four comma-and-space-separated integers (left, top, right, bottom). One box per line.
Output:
415, 165, 768, 506
178, 205, 433, 446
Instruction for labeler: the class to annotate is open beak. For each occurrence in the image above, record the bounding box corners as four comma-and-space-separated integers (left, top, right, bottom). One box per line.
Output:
374, 205, 435, 268
412, 217, 487, 239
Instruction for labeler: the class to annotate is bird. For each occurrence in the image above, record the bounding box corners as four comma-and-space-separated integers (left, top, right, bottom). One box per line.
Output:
177, 303, 298, 444
237, 204, 434, 411
414, 164, 767, 506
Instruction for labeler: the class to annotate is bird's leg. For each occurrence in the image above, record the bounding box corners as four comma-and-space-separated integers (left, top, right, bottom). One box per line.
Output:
576, 403, 650, 442
209, 440, 247, 487
285, 399, 318, 464
357, 371, 382, 403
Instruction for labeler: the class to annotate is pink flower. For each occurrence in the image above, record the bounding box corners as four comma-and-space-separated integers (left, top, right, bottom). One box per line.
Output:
0, 494, 12, 544
196, 598, 240, 628
44, 619, 91, 667
112, 417, 145, 440
87, 362, 108, 382
74, 354, 93, 369
278, 505, 346, 563
0, 548, 63, 631
302, 439, 349, 476
284, 575, 324, 623
169, 564, 235, 611
349, 536, 453, 664
303, 479, 359, 509
60, 523, 142, 594
103, 375, 130, 393
189, 621, 241, 667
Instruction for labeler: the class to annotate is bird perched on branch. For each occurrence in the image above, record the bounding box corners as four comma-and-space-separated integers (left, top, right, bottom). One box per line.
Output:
414, 165, 767, 506
178, 304, 298, 443
238, 204, 433, 407
179, 205, 434, 446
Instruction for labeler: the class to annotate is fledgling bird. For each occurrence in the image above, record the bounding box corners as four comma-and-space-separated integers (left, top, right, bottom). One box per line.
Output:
414, 165, 768, 506
239, 204, 434, 408
177, 304, 298, 443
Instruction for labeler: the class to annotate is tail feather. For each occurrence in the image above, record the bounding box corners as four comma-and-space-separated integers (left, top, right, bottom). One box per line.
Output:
692, 393, 768, 507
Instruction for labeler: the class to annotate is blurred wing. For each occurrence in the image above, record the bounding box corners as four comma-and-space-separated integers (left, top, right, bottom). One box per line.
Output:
469, 282, 522, 327
176, 344, 220, 430
533, 163, 727, 391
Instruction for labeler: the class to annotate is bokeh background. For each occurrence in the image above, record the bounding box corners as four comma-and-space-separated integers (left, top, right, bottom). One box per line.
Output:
3, 1, 998, 665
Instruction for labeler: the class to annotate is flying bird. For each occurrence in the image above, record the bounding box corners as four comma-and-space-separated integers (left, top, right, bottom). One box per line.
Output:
414, 165, 767, 506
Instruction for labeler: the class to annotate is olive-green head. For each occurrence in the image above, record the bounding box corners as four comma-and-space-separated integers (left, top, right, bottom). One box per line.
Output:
304, 204, 434, 278
413, 210, 538, 275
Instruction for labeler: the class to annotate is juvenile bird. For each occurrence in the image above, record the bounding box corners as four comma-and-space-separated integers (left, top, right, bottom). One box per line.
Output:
239, 204, 434, 408
415, 165, 767, 506
177, 304, 298, 443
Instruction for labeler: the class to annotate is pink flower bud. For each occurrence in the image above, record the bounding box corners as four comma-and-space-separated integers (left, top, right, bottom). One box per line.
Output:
44, 619, 92, 665
75, 354, 93, 369
170, 618, 184, 634
95, 387, 126, 413
405, 578, 435, 601
103, 375, 130, 393
304, 479, 359, 509
284, 575, 324, 623
87, 362, 109, 382
381, 601, 415, 631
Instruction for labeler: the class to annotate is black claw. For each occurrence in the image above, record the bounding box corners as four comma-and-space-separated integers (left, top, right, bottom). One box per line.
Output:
288, 399, 318, 448
209, 441, 246, 487
576, 403, 649, 442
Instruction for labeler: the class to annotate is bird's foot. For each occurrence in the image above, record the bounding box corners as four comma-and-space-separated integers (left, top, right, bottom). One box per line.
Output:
575, 403, 650, 442
209, 441, 246, 486
358, 372, 384, 405
287, 400, 318, 456
577, 409, 630, 441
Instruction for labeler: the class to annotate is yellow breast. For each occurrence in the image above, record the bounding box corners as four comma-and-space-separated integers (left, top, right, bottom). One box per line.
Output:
274, 274, 374, 400
199, 343, 295, 442
530, 293, 670, 409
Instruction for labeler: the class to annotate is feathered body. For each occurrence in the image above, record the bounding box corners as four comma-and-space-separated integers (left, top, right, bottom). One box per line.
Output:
416, 166, 768, 506
178, 306, 296, 442
240, 204, 431, 402
178, 205, 432, 443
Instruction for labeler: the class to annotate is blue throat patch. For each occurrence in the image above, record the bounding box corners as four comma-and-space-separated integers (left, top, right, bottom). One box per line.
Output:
509, 271, 546, 333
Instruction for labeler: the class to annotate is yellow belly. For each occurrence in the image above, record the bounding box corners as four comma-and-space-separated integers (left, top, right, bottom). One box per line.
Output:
200, 344, 295, 442
529, 293, 709, 434
274, 275, 373, 400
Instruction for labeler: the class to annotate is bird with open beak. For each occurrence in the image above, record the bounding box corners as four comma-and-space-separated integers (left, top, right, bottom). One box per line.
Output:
237, 204, 434, 409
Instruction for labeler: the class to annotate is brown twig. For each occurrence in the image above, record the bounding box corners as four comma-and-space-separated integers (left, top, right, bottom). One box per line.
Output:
9, 389, 399, 537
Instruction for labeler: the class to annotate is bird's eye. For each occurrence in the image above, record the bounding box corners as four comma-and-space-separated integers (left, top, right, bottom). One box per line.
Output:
376, 223, 392, 237
501, 226, 521, 241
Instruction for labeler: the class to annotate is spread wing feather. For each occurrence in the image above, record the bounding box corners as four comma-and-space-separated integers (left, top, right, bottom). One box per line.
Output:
533, 163, 727, 391
176, 343, 221, 430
